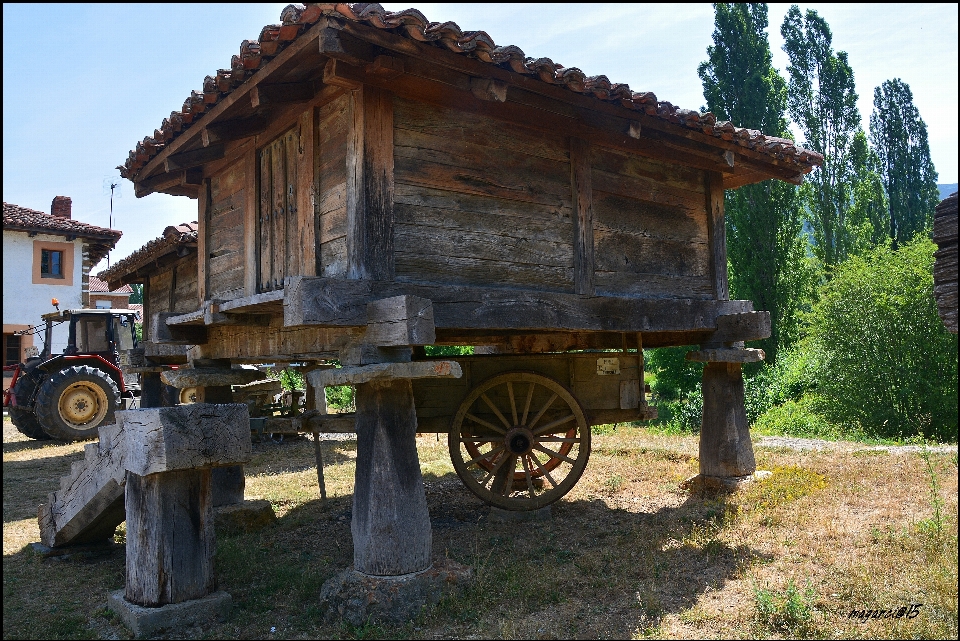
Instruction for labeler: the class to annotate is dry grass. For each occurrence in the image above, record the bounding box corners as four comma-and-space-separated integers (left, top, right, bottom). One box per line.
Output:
2, 416, 956, 639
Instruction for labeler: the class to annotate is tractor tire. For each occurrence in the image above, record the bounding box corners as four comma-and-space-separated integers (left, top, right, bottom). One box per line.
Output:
9, 363, 50, 440
35, 365, 120, 441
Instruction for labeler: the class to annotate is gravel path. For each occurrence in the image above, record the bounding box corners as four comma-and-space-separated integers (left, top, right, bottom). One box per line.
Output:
756, 435, 957, 454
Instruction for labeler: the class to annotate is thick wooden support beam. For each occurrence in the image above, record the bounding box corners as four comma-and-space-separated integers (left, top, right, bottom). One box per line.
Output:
124, 468, 216, 606
365, 295, 435, 347
709, 311, 771, 346
120, 404, 251, 477
250, 81, 316, 109
164, 144, 225, 172
284, 277, 754, 333
352, 379, 432, 575
318, 23, 375, 66
160, 368, 263, 389
699, 362, 755, 478
202, 116, 268, 147
151, 312, 207, 345
307, 360, 460, 388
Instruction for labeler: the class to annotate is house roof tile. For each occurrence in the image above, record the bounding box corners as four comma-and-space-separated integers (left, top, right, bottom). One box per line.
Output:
97, 222, 198, 287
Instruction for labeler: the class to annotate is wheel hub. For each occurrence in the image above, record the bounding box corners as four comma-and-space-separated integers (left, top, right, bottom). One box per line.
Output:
59, 385, 101, 425
505, 427, 535, 455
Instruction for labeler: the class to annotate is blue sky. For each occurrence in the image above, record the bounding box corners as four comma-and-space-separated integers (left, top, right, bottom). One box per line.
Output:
3, 3, 957, 274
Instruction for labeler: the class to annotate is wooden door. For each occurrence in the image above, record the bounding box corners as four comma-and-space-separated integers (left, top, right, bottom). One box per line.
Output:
258, 127, 300, 292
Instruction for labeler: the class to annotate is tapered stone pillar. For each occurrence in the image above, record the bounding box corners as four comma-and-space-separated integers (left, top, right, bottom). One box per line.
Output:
352, 379, 432, 576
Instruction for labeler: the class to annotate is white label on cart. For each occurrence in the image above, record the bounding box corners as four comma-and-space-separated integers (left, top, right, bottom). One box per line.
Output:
597, 357, 620, 375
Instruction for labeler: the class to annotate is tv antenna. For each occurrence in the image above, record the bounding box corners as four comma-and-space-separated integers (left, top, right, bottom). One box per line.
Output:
102, 176, 122, 267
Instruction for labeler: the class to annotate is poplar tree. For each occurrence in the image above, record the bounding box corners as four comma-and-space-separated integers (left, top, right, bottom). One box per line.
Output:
699, 3, 809, 362
869, 79, 940, 247
781, 5, 862, 267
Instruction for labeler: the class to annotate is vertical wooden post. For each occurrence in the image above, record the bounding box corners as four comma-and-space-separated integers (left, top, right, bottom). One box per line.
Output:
346, 86, 395, 281
124, 468, 216, 606
197, 179, 210, 305
704, 171, 728, 301
570, 137, 595, 296
298, 107, 318, 277
352, 378, 432, 576
699, 362, 755, 477
244, 146, 259, 296
139, 372, 163, 408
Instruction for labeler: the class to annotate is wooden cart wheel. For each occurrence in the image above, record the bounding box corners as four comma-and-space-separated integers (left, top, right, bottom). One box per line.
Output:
448, 371, 591, 511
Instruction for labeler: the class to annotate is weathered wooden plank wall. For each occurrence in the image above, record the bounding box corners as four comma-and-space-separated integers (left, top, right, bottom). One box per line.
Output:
591, 145, 711, 299
317, 94, 350, 278
257, 127, 300, 292
392, 97, 575, 292
207, 157, 246, 300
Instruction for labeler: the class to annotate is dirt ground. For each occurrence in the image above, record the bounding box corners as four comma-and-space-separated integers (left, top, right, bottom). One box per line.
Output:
2, 414, 957, 640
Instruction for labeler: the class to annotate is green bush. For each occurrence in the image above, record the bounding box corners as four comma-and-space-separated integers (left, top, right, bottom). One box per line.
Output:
805, 237, 958, 441
753, 396, 837, 439
646, 346, 703, 402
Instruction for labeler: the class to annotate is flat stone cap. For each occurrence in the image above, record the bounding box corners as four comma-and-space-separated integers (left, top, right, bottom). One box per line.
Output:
161, 368, 265, 389
120, 404, 251, 476
685, 348, 765, 363
307, 360, 461, 388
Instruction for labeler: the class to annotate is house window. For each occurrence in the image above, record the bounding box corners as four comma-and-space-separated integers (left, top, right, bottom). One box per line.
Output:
41, 249, 64, 278
4, 334, 20, 367
95, 300, 112, 309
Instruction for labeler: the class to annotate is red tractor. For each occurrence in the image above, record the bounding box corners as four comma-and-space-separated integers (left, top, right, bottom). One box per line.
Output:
4, 309, 140, 441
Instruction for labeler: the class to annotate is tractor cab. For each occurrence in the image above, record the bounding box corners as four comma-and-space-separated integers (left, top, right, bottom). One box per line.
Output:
39, 309, 138, 365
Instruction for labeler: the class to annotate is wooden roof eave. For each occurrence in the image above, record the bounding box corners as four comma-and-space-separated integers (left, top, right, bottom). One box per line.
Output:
132, 17, 337, 197
132, 15, 813, 197
336, 18, 814, 187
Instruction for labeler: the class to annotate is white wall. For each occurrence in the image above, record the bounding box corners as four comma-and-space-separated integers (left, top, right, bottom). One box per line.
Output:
2, 231, 84, 356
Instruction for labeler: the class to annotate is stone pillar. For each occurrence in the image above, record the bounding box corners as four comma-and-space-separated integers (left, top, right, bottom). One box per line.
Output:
684, 346, 766, 492
108, 404, 250, 636
125, 468, 216, 605
352, 378, 432, 576
699, 362, 755, 477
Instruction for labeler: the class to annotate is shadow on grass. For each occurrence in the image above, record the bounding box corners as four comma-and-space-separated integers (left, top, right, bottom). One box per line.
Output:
215, 471, 769, 639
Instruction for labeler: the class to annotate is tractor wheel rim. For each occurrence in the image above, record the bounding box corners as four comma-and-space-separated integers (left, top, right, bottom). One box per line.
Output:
59, 382, 108, 427
180, 387, 198, 404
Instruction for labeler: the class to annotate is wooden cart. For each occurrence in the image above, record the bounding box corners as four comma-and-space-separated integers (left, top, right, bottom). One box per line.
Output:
102, 4, 822, 575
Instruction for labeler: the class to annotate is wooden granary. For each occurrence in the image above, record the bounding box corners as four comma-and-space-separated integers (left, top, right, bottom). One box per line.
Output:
109, 3, 822, 580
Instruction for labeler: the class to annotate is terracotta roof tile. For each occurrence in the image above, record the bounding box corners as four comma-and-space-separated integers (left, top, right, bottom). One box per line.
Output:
3, 202, 122, 241
120, 3, 823, 181
89, 276, 133, 294
97, 222, 198, 286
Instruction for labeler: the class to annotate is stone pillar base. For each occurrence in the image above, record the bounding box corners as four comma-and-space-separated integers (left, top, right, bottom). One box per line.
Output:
318, 560, 473, 626
681, 470, 772, 495
107, 590, 231, 638
214, 499, 277, 535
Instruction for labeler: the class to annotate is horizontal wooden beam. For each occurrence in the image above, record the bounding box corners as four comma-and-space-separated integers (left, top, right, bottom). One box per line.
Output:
284, 277, 753, 334
164, 144, 225, 172
201, 115, 268, 147
250, 81, 317, 109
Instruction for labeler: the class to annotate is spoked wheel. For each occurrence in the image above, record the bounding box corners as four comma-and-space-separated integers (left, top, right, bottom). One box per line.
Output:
448, 372, 591, 511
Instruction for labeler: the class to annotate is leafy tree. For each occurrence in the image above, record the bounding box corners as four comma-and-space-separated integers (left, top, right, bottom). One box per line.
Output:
128, 283, 144, 304
781, 5, 862, 267
806, 238, 958, 441
869, 79, 940, 247
847, 130, 890, 251
699, 3, 813, 362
